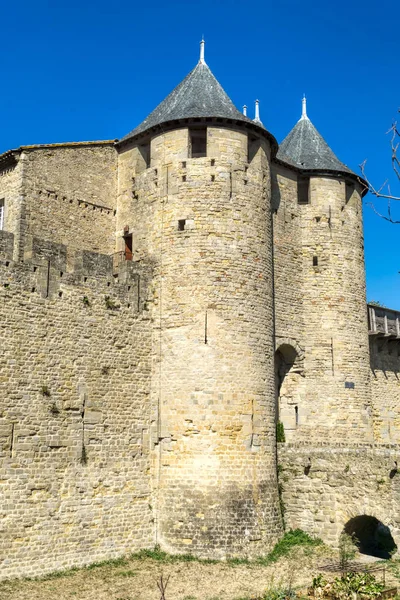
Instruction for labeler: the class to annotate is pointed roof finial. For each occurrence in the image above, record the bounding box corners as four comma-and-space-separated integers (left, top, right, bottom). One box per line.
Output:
253, 99, 263, 125
243, 105, 247, 116
199, 37, 205, 64
302, 94, 307, 119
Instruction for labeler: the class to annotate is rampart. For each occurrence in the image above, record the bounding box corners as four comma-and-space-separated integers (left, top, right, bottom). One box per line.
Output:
368, 304, 400, 444
0, 231, 154, 579
278, 443, 400, 550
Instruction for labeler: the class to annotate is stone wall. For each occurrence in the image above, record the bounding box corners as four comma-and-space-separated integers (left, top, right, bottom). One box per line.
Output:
0, 157, 23, 260
272, 172, 372, 443
0, 237, 154, 579
117, 125, 283, 558
278, 443, 400, 551
370, 338, 400, 443
272, 163, 304, 347
19, 144, 117, 265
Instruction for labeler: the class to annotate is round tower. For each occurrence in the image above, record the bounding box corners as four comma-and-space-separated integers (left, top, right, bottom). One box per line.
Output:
277, 98, 372, 443
117, 43, 283, 557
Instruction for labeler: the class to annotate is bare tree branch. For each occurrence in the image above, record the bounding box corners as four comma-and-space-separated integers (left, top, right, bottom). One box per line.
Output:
360, 109, 400, 223
365, 201, 400, 224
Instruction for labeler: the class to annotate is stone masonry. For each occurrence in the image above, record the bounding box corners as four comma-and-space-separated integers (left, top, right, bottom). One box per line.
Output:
0, 44, 399, 578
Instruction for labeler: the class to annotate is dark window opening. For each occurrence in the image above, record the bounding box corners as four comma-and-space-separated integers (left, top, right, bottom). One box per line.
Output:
178, 219, 186, 231
295, 406, 299, 426
124, 233, 133, 261
313, 256, 318, 266
138, 143, 151, 169
189, 128, 207, 158
298, 176, 310, 204
248, 135, 260, 163
346, 181, 355, 203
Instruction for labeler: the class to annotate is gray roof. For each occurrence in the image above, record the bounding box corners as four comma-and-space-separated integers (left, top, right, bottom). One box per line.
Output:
277, 115, 353, 174
121, 60, 261, 142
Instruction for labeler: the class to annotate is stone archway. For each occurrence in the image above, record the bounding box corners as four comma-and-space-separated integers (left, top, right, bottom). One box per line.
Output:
275, 341, 305, 441
344, 515, 397, 559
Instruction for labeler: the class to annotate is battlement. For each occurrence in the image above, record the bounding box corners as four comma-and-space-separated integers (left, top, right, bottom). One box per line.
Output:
0, 230, 152, 312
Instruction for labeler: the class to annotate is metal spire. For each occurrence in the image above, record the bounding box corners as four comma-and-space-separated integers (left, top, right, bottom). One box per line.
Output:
243, 105, 247, 116
253, 99, 263, 125
301, 94, 307, 119
199, 37, 205, 64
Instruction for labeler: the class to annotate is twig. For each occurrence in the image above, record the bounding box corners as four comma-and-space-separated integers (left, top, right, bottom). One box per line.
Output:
156, 573, 170, 600
359, 109, 400, 223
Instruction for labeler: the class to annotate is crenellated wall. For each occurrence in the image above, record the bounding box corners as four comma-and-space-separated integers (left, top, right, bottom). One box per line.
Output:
14, 143, 117, 265
0, 232, 154, 579
1, 115, 400, 578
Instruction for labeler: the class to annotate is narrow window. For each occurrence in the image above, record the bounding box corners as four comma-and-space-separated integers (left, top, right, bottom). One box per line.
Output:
295, 406, 299, 427
345, 181, 355, 203
124, 233, 133, 261
248, 135, 260, 163
0, 199, 4, 230
313, 256, 318, 266
139, 143, 151, 169
189, 128, 207, 158
178, 219, 186, 231
298, 176, 310, 204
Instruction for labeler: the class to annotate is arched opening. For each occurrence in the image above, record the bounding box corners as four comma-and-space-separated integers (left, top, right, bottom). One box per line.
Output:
275, 344, 304, 440
344, 515, 397, 559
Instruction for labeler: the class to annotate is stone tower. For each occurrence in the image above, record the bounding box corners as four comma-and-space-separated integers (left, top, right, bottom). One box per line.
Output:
276, 97, 372, 443
117, 41, 283, 557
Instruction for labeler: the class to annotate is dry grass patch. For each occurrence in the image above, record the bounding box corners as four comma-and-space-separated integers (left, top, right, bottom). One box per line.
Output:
0, 532, 336, 600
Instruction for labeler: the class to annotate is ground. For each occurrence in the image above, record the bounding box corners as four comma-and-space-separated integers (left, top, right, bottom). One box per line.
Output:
2, 535, 400, 600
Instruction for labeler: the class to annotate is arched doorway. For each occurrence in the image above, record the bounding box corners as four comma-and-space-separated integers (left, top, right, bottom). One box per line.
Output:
275, 343, 304, 440
344, 515, 397, 559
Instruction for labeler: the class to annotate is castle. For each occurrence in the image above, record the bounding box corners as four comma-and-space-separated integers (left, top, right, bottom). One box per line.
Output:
1, 41, 400, 578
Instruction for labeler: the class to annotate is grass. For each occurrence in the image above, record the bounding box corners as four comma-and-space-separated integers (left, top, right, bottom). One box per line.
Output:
261, 529, 323, 564
226, 529, 323, 567
115, 570, 138, 578
0, 530, 323, 588
131, 547, 218, 565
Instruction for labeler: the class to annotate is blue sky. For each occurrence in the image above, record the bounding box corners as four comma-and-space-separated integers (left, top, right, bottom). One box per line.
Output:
1, 0, 398, 308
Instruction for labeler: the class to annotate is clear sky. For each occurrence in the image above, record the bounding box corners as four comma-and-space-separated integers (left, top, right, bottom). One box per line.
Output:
1, 0, 398, 308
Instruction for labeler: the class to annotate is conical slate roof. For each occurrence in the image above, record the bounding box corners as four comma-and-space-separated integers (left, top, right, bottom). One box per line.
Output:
121, 57, 260, 142
277, 101, 352, 174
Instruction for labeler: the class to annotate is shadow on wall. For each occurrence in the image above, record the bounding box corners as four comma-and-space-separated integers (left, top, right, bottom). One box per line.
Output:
344, 515, 397, 559
275, 344, 304, 436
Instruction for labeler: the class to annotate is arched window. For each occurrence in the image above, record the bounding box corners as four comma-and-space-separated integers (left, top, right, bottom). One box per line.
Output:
275, 344, 304, 439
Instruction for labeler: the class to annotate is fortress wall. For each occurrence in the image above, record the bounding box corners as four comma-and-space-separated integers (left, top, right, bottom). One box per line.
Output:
278, 444, 400, 550
293, 177, 372, 442
370, 339, 400, 443
0, 241, 154, 579
0, 161, 23, 259
20, 145, 117, 263
271, 163, 304, 347
118, 126, 283, 557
